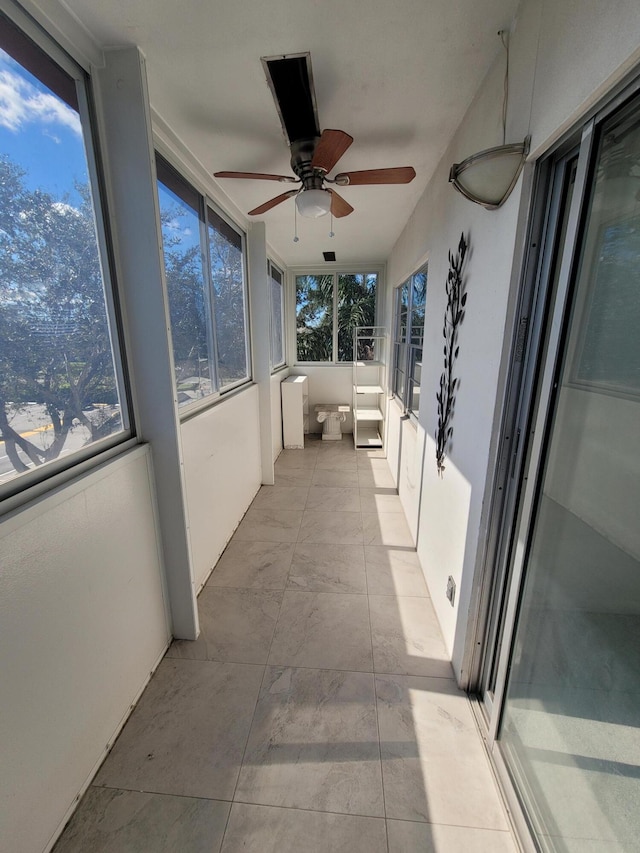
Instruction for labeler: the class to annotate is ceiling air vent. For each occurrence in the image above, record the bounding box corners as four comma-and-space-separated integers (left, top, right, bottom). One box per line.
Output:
261, 53, 320, 145
323, 251, 336, 262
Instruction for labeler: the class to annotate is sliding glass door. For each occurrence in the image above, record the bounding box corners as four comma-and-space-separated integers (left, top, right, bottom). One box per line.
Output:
481, 89, 640, 852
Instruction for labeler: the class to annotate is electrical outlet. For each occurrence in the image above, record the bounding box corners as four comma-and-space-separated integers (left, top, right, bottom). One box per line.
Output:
446, 575, 456, 606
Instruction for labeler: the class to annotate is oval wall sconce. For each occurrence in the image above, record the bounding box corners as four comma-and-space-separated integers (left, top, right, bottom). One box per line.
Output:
449, 136, 530, 210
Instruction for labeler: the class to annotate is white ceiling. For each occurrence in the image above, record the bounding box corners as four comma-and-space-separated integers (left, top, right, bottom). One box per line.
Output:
65, 0, 518, 267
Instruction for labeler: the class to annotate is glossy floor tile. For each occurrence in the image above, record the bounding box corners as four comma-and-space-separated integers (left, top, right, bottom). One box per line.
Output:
369, 594, 453, 677
359, 488, 404, 513
222, 803, 387, 853
386, 819, 518, 852
376, 674, 510, 829
305, 485, 361, 512
288, 542, 367, 593
56, 435, 516, 852
369, 595, 453, 678
364, 546, 429, 597
233, 507, 303, 542
251, 484, 310, 510
94, 659, 263, 800
311, 467, 360, 488
168, 587, 282, 664
362, 511, 414, 547
269, 590, 373, 671
298, 509, 364, 544
207, 540, 295, 589
53, 788, 230, 853
235, 666, 384, 816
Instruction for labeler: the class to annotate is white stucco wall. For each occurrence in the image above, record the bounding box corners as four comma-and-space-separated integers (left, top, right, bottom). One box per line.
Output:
397, 417, 425, 544
271, 370, 287, 460
181, 385, 262, 591
385, 0, 640, 682
0, 448, 170, 853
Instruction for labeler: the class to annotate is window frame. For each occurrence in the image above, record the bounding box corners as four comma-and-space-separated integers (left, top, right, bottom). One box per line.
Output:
155, 153, 252, 418
205, 198, 252, 394
0, 8, 133, 504
268, 259, 286, 372
290, 267, 383, 365
392, 264, 428, 417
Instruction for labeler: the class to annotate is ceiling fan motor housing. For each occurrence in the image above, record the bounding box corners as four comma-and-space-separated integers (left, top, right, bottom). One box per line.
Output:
290, 137, 324, 189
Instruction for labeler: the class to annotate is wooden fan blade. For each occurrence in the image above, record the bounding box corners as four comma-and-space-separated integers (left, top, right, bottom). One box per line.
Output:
334, 167, 416, 186
214, 171, 298, 183
329, 189, 354, 218
311, 129, 354, 173
248, 190, 298, 216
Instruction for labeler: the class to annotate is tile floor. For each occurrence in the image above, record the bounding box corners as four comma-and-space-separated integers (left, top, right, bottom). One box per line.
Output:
54, 435, 518, 853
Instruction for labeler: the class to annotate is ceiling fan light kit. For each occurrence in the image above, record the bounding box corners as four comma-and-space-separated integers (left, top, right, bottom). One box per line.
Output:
296, 188, 332, 218
213, 53, 416, 226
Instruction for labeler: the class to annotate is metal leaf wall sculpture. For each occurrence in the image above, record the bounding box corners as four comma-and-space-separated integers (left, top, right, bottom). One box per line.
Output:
436, 232, 468, 475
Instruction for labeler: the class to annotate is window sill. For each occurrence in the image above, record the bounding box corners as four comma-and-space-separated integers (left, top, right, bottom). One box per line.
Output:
179, 379, 255, 424
0, 435, 139, 519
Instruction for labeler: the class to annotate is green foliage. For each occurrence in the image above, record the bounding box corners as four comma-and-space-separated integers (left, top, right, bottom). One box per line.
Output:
337, 273, 376, 361
296, 273, 377, 362
296, 274, 333, 362
0, 156, 120, 473
208, 227, 247, 385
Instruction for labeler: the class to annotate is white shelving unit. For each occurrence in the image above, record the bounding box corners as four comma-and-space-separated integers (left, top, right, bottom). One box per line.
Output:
282, 375, 309, 449
352, 326, 387, 448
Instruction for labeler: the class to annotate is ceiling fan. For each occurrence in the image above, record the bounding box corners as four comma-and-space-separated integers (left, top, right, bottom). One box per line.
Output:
214, 52, 416, 219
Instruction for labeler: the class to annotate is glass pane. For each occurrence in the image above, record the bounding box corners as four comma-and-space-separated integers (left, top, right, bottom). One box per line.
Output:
398, 282, 409, 343
208, 209, 248, 387
485, 156, 578, 701
393, 343, 407, 399
296, 274, 333, 362
499, 105, 640, 852
270, 265, 284, 368
411, 270, 427, 343
337, 273, 377, 361
157, 178, 213, 406
0, 36, 124, 487
575, 200, 640, 394
408, 346, 422, 414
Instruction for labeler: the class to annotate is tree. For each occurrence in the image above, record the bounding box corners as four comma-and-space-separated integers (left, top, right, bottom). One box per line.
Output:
337, 273, 376, 361
296, 273, 377, 362
0, 155, 119, 475
296, 273, 334, 362
208, 225, 247, 385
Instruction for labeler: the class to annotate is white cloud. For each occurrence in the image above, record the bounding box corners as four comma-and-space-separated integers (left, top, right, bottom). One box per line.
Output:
51, 201, 80, 216
0, 59, 81, 137
43, 129, 62, 144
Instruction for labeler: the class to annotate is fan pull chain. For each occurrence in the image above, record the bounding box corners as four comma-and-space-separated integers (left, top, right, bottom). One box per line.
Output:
293, 200, 299, 242
329, 209, 335, 238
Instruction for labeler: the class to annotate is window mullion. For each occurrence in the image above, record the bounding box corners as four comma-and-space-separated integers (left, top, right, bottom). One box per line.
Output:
201, 203, 219, 394
332, 273, 338, 363
80, 77, 132, 432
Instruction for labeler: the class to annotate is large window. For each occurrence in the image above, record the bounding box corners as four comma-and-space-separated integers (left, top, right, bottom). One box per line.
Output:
392, 267, 427, 416
269, 261, 285, 370
0, 14, 128, 491
157, 156, 250, 407
207, 208, 249, 389
156, 163, 213, 403
296, 272, 378, 362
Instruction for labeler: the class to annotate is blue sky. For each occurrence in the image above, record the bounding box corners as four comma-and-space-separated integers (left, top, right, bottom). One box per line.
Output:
0, 48, 87, 205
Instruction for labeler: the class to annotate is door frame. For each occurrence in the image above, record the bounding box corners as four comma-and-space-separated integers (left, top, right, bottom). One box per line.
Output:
467, 68, 640, 849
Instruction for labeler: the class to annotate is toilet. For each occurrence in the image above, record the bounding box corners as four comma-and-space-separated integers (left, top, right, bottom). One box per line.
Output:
314, 404, 350, 440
